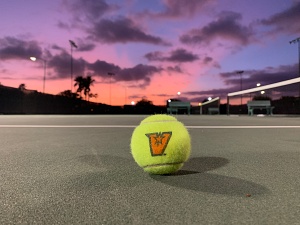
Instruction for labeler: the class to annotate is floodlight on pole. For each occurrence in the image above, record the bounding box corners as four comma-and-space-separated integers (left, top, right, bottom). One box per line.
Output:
108, 72, 115, 105
69, 40, 78, 92
236, 70, 244, 112
289, 37, 300, 97
30, 56, 47, 93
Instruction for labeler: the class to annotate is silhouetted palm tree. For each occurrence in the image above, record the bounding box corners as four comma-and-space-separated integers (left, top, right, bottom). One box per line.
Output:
74, 76, 84, 98
83, 76, 95, 101
74, 75, 96, 101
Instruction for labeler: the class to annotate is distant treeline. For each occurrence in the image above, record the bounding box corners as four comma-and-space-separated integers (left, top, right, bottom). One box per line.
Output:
1, 85, 299, 114
0, 85, 166, 114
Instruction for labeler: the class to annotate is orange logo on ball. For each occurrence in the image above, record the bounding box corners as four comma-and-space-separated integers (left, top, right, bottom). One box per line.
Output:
145, 132, 172, 156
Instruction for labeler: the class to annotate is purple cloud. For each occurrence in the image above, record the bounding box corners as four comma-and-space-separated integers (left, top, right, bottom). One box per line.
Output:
220, 64, 298, 89
88, 17, 170, 45
260, 2, 300, 34
47, 52, 86, 79
87, 60, 121, 77
87, 60, 162, 88
180, 11, 253, 46
64, 0, 115, 21
117, 64, 162, 83
75, 39, 96, 52
139, 0, 212, 19
157, 0, 212, 18
0, 36, 42, 60
166, 65, 184, 73
145, 48, 199, 62
183, 64, 299, 101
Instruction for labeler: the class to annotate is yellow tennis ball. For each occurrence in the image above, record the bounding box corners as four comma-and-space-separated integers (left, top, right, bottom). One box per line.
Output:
130, 114, 191, 175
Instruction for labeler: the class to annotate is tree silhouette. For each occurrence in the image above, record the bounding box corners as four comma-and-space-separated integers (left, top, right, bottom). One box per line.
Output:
83, 76, 95, 101
18, 83, 26, 91
74, 76, 85, 98
136, 98, 153, 107
59, 90, 79, 98
74, 75, 96, 101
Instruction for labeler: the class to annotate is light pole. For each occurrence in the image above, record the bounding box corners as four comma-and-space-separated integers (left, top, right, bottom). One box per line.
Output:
69, 40, 78, 92
289, 37, 300, 97
125, 86, 127, 105
237, 70, 244, 113
108, 72, 115, 105
30, 56, 47, 93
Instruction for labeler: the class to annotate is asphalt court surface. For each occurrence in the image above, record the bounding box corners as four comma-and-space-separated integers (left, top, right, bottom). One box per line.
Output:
0, 115, 300, 224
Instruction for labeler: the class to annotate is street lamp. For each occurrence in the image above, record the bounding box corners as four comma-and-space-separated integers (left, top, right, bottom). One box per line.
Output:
289, 37, 300, 97
108, 72, 115, 105
69, 40, 78, 92
237, 70, 244, 113
30, 56, 47, 93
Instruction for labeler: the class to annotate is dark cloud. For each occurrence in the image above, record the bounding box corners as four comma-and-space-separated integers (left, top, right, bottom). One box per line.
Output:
145, 48, 199, 62
144, 51, 163, 61
203, 56, 213, 64
183, 64, 299, 101
180, 11, 253, 46
51, 44, 64, 51
260, 2, 300, 34
77, 43, 95, 51
75, 39, 96, 52
51, 40, 95, 52
87, 60, 121, 77
62, 1, 170, 46
0, 36, 42, 60
201, 56, 221, 68
167, 49, 199, 62
167, 65, 183, 73
88, 17, 170, 45
47, 52, 86, 79
162, 0, 211, 17
87, 61, 162, 88
220, 64, 298, 89
117, 64, 162, 83
64, 0, 115, 22
142, 0, 212, 19
57, 21, 70, 30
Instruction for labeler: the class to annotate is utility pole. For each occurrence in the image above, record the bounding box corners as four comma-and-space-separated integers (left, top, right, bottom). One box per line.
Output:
108, 72, 115, 105
30, 57, 47, 93
237, 70, 244, 113
69, 40, 78, 92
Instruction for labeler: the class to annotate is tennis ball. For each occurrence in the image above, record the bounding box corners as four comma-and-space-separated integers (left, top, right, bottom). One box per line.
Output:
130, 114, 191, 175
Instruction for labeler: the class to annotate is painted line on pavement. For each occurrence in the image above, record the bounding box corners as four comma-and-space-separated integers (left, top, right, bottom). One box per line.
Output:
0, 125, 136, 128
186, 126, 300, 129
1, 125, 300, 129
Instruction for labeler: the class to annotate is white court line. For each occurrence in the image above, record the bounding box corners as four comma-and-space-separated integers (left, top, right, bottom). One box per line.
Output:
0, 125, 136, 128
1, 125, 300, 128
186, 126, 300, 129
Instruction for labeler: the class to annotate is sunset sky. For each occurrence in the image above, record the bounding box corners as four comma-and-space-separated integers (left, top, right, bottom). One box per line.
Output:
0, 0, 299, 106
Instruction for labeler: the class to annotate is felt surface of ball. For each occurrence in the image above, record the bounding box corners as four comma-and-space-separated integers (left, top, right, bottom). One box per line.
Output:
130, 114, 191, 175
